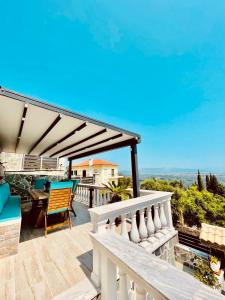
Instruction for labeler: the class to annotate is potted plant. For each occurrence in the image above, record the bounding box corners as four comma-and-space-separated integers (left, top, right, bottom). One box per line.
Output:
194, 257, 221, 289
103, 182, 131, 226
210, 256, 221, 273
103, 182, 131, 203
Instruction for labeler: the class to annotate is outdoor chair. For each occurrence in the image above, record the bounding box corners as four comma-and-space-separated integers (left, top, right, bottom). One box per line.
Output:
34, 178, 48, 190
43, 181, 73, 237
70, 179, 80, 217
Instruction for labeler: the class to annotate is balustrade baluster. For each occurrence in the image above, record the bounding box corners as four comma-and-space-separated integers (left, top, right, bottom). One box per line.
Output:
135, 284, 147, 300
147, 205, 155, 236
118, 269, 130, 300
99, 192, 103, 206
109, 218, 116, 231
103, 193, 106, 205
130, 211, 140, 243
86, 188, 88, 205
106, 192, 110, 204
164, 198, 174, 230
101, 255, 117, 300
121, 214, 129, 240
160, 202, 167, 230
139, 208, 148, 240
153, 204, 162, 233
96, 189, 100, 207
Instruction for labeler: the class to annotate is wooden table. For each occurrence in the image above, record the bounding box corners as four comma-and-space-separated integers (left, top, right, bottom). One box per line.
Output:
29, 189, 49, 228
29, 189, 49, 201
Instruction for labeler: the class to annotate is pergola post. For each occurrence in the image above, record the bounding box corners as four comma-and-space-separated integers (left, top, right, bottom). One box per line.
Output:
130, 143, 140, 198
68, 159, 72, 180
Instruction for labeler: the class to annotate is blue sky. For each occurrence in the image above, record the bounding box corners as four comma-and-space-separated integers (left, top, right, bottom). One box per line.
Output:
1, 1, 225, 171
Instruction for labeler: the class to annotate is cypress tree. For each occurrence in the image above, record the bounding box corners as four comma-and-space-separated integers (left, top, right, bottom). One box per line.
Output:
197, 170, 204, 191
210, 174, 219, 194
206, 175, 210, 191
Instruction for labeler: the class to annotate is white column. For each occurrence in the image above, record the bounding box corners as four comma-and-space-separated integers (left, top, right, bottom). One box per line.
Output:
91, 243, 101, 289
164, 197, 174, 230
135, 284, 147, 300
139, 208, 148, 240
147, 205, 155, 236
160, 202, 167, 229
118, 268, 130, 300
101, 254, 117, 300
121, 214, 129, 240
153, 204, 162, 232
109, 218, 116, 232
130, 211, 140, 243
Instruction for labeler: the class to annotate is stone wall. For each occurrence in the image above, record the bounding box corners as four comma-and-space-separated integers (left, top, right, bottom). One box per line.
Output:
1, 152, 23, 171
154, 234, 179, 266
0, 219, 21, 258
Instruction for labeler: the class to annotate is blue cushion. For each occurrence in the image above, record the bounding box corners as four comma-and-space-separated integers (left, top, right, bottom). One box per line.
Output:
50, 181, 73, 190
0, 195, 21, 222
34, 178, 48, 190
72, 180, 80, 193
47, 208, 67, 215
0, 183, 11, 214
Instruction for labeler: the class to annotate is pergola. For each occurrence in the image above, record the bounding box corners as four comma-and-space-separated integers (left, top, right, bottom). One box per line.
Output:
0, 87, 141, 196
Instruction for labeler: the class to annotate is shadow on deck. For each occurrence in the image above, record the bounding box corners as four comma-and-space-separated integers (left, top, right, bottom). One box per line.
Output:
0, 201, 98, 300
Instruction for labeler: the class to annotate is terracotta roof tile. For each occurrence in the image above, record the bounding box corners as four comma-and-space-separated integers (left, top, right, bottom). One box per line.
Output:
200, 223, 225, 246
73, 159, 118, 167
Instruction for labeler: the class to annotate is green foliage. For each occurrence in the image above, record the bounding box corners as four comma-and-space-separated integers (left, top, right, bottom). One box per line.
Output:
194, 258, 220, 289
103, 182, 131, 203
210, 255, 219, 264
118, 177, 132, 188
140, 177, 225, 228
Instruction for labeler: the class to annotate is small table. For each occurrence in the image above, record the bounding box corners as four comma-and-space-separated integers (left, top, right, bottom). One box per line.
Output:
29, 189, 49, 228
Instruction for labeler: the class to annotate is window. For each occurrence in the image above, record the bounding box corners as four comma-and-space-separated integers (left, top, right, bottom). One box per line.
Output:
111, 169, 115, 177
82, 170, 87, 177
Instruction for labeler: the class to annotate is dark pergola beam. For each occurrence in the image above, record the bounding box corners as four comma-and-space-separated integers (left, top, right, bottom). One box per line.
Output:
39, 122, 87, 156
50, 128, 107, 157
15, 103, 28, 152
68, 159, 72, 180
59, 133, 123, 158
28, 114, 62, 154
130, 143, 140, 197
67, 138, 138, 160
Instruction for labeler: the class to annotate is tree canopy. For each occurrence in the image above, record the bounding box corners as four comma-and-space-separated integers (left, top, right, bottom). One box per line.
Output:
140, 176, 225, 228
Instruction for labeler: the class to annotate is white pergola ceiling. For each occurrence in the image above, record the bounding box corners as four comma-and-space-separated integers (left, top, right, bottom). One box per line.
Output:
0, 88, 141, 160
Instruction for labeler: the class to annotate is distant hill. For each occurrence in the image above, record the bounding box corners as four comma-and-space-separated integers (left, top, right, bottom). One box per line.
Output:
120, 168, 225, 187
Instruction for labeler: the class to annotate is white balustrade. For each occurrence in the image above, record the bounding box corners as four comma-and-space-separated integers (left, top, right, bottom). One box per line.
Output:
90, 231, 224, 300
153, 204, 162, 233
139, 208, 148, 240
130, 211, 141, 243
74, 183, 112, 207
121, 214, 129, 240
146, 205, 155, 236
89, 190, 177, 288
89, 190, 175, 243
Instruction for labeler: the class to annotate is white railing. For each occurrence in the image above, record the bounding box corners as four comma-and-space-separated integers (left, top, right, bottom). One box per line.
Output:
90, 231, 223, 300
89, 190, 174, 241
74, 183, 112, 208
89, 191, 176, 287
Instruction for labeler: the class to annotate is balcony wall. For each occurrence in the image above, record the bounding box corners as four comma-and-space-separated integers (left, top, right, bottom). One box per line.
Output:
88, 192, 224, 299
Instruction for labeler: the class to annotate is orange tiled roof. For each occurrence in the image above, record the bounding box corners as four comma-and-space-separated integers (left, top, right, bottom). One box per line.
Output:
73, 159, 118, 167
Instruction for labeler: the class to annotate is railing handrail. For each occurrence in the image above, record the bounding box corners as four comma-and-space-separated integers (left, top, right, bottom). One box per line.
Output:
77, 183, 108, 190
89, 191, 172, 226
90, 231, 224, 300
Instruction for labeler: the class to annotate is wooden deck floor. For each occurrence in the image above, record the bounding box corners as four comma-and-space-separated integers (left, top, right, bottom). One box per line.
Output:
0, 202, 97, 300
